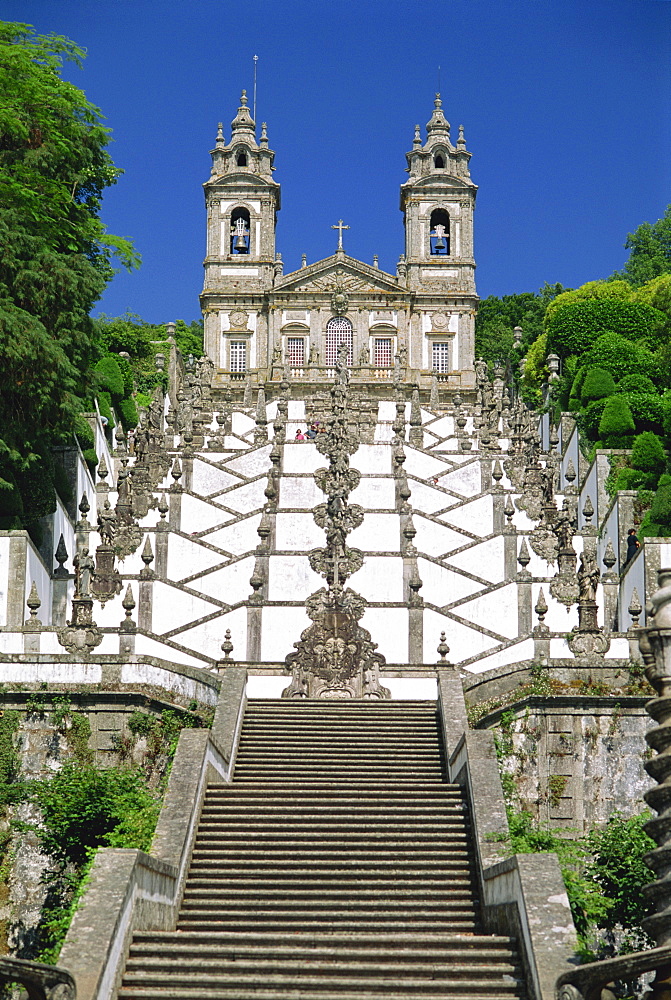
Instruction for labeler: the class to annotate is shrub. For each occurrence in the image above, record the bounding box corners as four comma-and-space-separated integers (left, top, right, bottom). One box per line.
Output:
74, 414, 95, 450
546, 299, 666, 359
94, 356, 125, 401
115, 354, 134, 397
618, 373, 656, 394
598, 395, 635, 447
631, 431, 666, 477
650, 478, 671, 532
586, 812, 655, 931
580, 368, 616, 404
612, 467, 643, 492
578, 398, 609, 440
96, 392, 114, 427
624, 392, 664, 433
117, 398, 139, 430
581, 333, 661, 384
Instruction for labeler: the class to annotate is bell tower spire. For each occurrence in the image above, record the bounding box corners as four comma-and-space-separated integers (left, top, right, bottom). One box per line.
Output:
200, 91, 281, 369
399, 95, 478, 382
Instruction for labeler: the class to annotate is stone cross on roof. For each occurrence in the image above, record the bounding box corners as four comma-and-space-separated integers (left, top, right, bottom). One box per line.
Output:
331, 219, 350, 252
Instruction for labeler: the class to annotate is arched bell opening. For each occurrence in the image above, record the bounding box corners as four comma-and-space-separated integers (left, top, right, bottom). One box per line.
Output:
429, 208, 450, 255
230, 207, 251, 254
434, 153, 445, 169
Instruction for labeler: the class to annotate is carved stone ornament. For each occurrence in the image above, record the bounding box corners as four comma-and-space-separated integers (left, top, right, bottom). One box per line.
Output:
114, 522, 143, 561
282, 587, 390, 701
229, 310, 249, 330
529, 525, 558, 563
330, 284, 349, 316
431, 312, 449, 330
91, 544, 123, 606
57, 596, 103, 655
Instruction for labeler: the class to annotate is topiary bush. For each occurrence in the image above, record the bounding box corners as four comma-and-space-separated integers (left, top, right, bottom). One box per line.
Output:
96, 392, 114, 427
115, 354, 134, 397
117, 398, 139, 430
598, 395, 636, 448
581, 333, 661, 384
546, 299, 666, 359
94, 356, 125, 402
580, 368, 616, 405
74, 414, 95, 451
578, 398, 609, 441
623, 392, 663, 434
618, 373, 656, 394
612, 467, 643, 492
630, 431, 666, 488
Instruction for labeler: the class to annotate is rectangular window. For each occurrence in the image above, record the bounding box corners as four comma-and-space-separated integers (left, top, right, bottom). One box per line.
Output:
230, 340, 247, 372
287, 337, 305, 365
374, 338, 393, 367
432, 341, 450, 373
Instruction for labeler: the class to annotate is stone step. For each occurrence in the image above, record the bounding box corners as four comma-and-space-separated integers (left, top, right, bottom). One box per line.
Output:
190, 848, 472, 862
187, 861, 473, 875
175, 917, 481, 934
185, 869, 474, 882
200, 802, 465, 813
131, 930, 518, 951
122, 960, 521, 982
179, 901, 478, 916
119, 971, 523, 998
182, 885, 476, 899
119, 988, 522, 1000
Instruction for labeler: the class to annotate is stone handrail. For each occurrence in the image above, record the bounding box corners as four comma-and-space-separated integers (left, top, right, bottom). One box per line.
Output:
0, 956, 76, 1000
58, 666, 248, 1000
555, 945, 671, 1000
437, 668, 578, 1000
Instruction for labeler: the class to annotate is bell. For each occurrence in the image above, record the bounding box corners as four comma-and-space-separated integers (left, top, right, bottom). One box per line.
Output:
234, 231, 248, 251
433, 235, 446, 251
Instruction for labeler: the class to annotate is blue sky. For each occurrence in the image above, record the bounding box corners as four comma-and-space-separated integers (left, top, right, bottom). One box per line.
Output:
5, 0, 671, 323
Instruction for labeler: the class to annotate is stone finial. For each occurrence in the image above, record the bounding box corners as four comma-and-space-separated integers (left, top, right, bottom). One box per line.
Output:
114, 423, 126, 455
603, 539, 617, 572
413, 124, 421, 146
301, 253, 307, 268
513, 326, 523, 346
170, 457, 182, 489
216, 121, 224, 144
629, 588, 642, 629
582, 495, 594, 527
426, 93, 450, 136
518, 537, 531, 570
534, 588, 550, 635
25, 581, 42, 627
78, 493, 90, 521
492, 459, 504, 486
547, 354, 560, 381
437, 632, 451, 664
260, 122, 268, 147
504, 496, 515, 526
54, 534, 69, 579
408, 568, 423, 606
221, 629, 234, 660
157, 494, 169, 523
121, 584, 136, 631
456, 124, 467, 151
140, 535, 154, 579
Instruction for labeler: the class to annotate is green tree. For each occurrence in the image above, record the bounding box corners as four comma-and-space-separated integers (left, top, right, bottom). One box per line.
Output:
0, 21, 138, 488
621, 206, 671, 286
475, 285, 564, 364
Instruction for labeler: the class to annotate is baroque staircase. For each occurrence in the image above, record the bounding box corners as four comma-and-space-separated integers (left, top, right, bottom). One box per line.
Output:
118, 700, 527, 999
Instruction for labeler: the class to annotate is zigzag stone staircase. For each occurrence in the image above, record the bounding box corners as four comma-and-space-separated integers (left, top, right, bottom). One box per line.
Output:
118, 700, 527, 999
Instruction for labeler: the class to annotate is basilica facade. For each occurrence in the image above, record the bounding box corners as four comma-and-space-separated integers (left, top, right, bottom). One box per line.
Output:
200, 92, 478, 394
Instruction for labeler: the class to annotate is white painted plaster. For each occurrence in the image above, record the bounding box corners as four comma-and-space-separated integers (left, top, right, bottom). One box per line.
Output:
247, 675, 288, 698
550, 637, 572, 658
437, 462, 481, 497
261, 606, 311, 661
348, 557, 404, 602
382, 678, 437, 700
360, 607, 408, 663
417, 558, 484, 606
462, 639, 536, 674
377, 401, 397, 421
121, 659, 217, 698
348, 514, 400, 552
0, 660, 103, 683
177, 605, 249, 660
275, 513, 325, 551
224, 444, 273, 477
457, 584, 520, 640
223, 436, 250, 450
282, 443, 323, 474
407, 482, 459, 514
348, 478, 396, 510
191, 460, 239, 496
279, 477, 324, 509
445, 535, 506, 584
605, 637, 630, 658
218, 480, 267, 513
422, 608, 497, 664
353, 445, 392, 475
181, 494, 234, 533
412, 516, 470, 558
151, 582, 220, 635
402, 450, 450, 480
267, 556, 323, 601
427, 416, 455, 437
203, 515, 262, 555
531, 583, 578, 632
441, 495, 493, 535
288, 401, 306, 420
167, 535, 227, 581
192, 556, 256, 605
231, 412, 255, 436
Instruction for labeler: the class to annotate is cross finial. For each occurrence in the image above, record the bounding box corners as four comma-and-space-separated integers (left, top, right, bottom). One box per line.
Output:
331, 219, 350, 252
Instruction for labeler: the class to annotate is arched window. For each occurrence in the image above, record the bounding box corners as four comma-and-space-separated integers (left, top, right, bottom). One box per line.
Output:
429, 208, 450, 255
325, 316, 353, 367
230, 207, 250, 254
434, 153, 445, 169
236, 151, 248, 167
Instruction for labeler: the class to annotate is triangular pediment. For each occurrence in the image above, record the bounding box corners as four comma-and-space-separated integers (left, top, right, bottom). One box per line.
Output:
274, 254, 400, 295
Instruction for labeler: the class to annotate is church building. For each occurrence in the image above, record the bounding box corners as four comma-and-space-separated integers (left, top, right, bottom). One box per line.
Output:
201, 91, 478, 392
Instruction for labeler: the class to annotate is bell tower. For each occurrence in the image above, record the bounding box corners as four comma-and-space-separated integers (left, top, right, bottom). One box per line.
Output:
400, 95, 478, 380
201, 91, 281, 369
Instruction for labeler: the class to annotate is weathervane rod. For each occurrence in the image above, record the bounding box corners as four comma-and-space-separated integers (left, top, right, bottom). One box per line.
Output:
253, 55, 258, 124
437, 65, 441, 94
